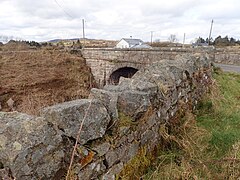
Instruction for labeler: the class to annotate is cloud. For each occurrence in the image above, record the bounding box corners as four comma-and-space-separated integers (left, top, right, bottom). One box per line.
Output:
0, 0, 240, 42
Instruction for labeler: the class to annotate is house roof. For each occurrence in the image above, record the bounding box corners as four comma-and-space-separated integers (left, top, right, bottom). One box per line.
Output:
132, 44, 152, 49
122, 38, 143, 46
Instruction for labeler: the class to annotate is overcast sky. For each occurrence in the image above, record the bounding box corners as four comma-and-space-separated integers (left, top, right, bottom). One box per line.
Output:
0, 0, 239, 43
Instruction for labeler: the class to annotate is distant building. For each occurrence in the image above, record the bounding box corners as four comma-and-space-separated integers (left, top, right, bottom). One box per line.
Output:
192, 42, 209, 48
115, 38, 151, 49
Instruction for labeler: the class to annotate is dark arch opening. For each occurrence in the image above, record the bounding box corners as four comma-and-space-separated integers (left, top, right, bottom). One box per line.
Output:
109, 67, 138, 85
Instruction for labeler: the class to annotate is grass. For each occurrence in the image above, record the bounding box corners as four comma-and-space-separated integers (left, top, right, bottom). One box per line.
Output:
139, 70, 240, 179
197, 70, 240, 157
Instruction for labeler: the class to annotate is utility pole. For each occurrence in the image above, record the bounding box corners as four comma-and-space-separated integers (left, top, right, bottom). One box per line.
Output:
82, 19, 85, 48
183, 33, 186, 47
208, 19, 214, 45
150, 31, 153, 45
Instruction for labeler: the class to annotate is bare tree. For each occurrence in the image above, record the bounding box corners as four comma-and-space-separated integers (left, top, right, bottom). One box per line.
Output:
0, 35, 23, 43
168, 34, 178, 43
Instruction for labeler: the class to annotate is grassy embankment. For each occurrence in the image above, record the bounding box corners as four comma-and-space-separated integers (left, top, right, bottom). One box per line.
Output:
145, 69, 240, 179
119, 69, 240, 179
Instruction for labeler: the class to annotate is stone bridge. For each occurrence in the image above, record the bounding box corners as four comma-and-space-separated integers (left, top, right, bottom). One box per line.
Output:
82, 47, 214, 87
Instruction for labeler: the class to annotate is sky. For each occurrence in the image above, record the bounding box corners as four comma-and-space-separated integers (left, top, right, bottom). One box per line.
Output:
0, 0, 240, 43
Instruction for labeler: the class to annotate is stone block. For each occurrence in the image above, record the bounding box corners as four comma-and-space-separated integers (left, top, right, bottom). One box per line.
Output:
77, 159, 106, 179
105, 142, 139, 168
89, 88, 119, 120
41, 99, 111, 144
0, 112, 66, 179
140, 130, 155, 146
121, 142, 139, 163
117, 90, 152, 120
92, 142, 111, 157
102, 162, 123, 180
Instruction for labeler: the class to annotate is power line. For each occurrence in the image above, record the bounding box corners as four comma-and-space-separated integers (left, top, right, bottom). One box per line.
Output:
54, 0, 74, 19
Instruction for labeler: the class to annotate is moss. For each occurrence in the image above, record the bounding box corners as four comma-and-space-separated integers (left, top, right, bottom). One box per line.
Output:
116, 147, 155, 180
118, 112, 136, 127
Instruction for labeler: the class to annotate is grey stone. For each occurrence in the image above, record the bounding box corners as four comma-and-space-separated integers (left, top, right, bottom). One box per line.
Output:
89, 88, 119, 120
136, 65, 175, 87
41, 99, 111, 144
77, 159, 106, 180
118, 78, 158, 94
6, 98, 14, 111
117, 78, 159, 107
128, 132, 135, 143
105, 142, 139, 167
117, 90, 152, 120
122, 142, 139, 163
214, 51, 240, 65
119, 126, 130, 137
105, 148, 122, 168
146, 113, 158, 128
0, 112, 66, 179
103, 84, 129, 92
92, 142, 111, 157
141, 130, 156, 146
117, 135, 128, 147
102, 162, 124, 180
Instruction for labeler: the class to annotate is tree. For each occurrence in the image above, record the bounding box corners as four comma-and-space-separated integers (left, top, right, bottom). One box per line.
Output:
230, 37, 236, 44
196, 37, 206, 44
213, 35, 230, 46
72, 39, 82, 49
205, 38, 209, 44
236, 39, 240, 45
168, 34, 178, 43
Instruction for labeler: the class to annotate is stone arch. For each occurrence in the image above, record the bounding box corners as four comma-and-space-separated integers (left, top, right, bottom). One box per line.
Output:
108, 67, 139, 85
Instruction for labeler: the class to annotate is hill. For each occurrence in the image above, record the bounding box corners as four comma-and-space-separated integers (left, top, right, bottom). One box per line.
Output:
48, 38, 117, 48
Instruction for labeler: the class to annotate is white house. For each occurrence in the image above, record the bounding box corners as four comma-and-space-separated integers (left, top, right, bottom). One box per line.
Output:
115, 38, 151, 49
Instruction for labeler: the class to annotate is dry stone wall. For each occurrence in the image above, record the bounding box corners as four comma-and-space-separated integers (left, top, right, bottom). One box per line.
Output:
214, 47, 240, 65
0, 54, 213, 179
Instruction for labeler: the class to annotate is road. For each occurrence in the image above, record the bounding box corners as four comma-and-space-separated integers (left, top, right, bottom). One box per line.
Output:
215, 63, 240, 73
